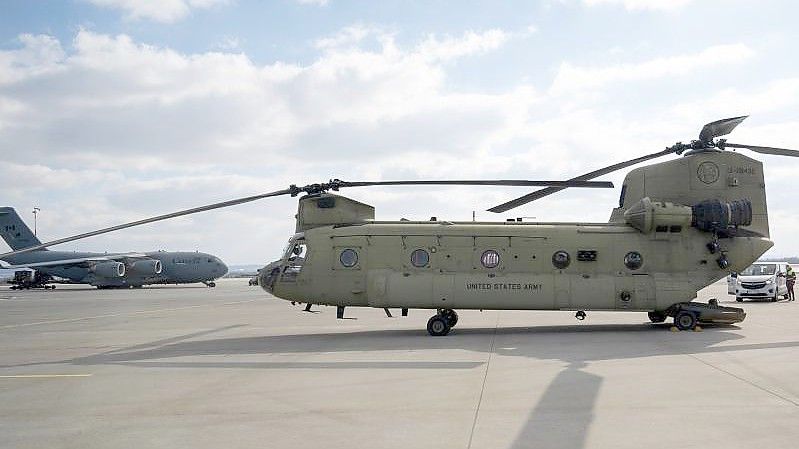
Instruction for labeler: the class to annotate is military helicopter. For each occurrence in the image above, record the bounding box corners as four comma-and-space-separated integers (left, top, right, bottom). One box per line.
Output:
2, 116, 796, 336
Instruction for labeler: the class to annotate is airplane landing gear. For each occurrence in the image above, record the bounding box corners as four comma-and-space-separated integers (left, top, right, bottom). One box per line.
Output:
575, 310, 587, 321
203, 281, 216, 287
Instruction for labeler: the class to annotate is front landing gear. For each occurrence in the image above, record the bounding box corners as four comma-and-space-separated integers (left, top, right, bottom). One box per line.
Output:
426, 309, 458, 336
203, 281, 216, 287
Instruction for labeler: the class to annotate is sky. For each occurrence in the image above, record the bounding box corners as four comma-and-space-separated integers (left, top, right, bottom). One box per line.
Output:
1, 0, 798, 264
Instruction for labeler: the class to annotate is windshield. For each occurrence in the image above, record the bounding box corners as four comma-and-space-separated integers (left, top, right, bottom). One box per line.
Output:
282, 233, 306, 260
740, 263, 777, 276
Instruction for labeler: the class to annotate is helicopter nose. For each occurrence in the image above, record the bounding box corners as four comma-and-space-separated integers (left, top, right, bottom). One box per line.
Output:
259, 261, 282, 293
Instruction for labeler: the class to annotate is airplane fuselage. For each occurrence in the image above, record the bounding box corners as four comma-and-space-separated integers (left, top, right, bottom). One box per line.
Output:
2, 250, 227, 287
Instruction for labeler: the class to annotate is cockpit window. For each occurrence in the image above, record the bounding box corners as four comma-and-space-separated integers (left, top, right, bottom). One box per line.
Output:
282, 233, 306, 260
618, 185, 627, 208
282, 236, 308, 280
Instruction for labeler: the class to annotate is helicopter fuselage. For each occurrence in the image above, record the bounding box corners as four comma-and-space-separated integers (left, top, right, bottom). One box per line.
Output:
262, 220, 771, 312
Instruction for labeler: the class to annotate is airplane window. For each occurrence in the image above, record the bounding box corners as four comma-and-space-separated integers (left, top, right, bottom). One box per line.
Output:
481, 250, 500, 269
340, 249, 358, 267
410, 249, 429, 268
624, 251, 643, 270
552, 250, 570, 269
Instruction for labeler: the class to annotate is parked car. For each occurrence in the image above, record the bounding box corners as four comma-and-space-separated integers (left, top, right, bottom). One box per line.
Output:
728, 262, 790, 302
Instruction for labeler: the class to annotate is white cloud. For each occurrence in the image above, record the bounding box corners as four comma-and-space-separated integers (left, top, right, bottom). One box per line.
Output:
2, 27, 798, 262
0, 34, 66, 84
550, 43, 755, 94
296, 0, 329, 6
86, 0, 230, 23
416, 29, 511, 61
583, 0, 694, 11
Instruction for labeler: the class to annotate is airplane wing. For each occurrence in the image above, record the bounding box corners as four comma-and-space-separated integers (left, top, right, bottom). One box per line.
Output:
0, 253, 149, 270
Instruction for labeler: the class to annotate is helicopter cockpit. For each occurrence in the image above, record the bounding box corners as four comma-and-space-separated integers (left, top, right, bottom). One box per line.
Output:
282, 234, 308, 279
258, 233, 308, 292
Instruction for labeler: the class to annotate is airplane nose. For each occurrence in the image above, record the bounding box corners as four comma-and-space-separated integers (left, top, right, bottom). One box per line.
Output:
219, 262, 228, 276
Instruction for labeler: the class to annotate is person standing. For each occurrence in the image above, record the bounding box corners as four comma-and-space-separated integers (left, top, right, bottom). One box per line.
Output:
786, 266, 796, 301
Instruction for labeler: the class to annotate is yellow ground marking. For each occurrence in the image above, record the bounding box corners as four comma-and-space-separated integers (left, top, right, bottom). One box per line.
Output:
0, 374, 92, 378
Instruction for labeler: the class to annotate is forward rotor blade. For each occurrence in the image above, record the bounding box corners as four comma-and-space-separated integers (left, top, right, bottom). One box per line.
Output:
340, 180, 614, 188
487, 148, 675, 213
0, 188, 293, 258
699, 116, 748, 142
724, 142, 799, 157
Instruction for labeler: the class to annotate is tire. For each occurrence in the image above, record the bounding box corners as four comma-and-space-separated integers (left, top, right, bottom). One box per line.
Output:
648, 311, 666, 323
427, 316, 450, 337
674, 311, 698, 331
735, 297, 743, 302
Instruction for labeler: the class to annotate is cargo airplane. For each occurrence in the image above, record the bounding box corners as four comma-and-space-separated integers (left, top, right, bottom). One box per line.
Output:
0, 207, 228, 289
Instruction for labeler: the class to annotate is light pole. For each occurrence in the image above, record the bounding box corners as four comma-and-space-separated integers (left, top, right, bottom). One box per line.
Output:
32, 207, 40, 237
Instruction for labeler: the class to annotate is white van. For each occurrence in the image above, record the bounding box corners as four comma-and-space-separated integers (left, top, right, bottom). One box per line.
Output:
727, 262, 790, 302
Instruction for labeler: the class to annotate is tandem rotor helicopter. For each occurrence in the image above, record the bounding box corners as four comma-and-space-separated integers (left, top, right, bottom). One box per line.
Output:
2, 116, 797, 335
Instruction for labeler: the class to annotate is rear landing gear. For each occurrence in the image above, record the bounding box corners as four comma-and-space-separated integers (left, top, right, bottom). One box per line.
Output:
427, 309, 458, 336
674, 310, 698, 331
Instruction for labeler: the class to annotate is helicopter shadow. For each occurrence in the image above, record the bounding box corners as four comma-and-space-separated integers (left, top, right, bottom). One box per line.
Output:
30, 323, 799, 449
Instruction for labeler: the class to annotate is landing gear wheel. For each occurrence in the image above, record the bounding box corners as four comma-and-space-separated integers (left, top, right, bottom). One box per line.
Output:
208, 282, 216, 288
441, 309, 458, 327
427, 315, 451, 337
674, 311, 698, 331
648, 311, 666, 323
735, 297, 743, 302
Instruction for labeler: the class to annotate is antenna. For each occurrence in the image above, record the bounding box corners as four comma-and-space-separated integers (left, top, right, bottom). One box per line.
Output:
32, 207, 41, 237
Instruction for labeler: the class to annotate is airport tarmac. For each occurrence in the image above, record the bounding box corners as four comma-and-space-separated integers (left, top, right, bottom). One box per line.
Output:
1, 279, 798, 449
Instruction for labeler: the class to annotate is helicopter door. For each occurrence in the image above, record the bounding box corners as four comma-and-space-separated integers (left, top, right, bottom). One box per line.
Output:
331, 236, 368, 306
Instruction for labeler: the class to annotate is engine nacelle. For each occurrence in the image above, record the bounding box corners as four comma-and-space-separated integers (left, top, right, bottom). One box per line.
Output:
129, 259, 162, 275
623, 197, 692, 234
92, 261, 126, 278
624, 197, 754, 235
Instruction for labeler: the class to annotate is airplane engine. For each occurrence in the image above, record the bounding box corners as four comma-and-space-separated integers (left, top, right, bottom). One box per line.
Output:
92, 261, 126, 278
129, 260, 162, 275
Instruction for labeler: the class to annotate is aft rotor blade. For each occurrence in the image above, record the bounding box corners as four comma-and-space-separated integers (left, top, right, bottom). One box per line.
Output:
487, 148, 675, 213
698, 116, 748, 142
340, 180, 614, 188
0, 188, 293, 258
724, 142, 799, 157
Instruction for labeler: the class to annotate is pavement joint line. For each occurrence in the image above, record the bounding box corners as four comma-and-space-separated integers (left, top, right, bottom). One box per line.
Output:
687, 353, 799, 407
467, 311, 500, 449
0, 374, 93, 378
0, 299, 258, 330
